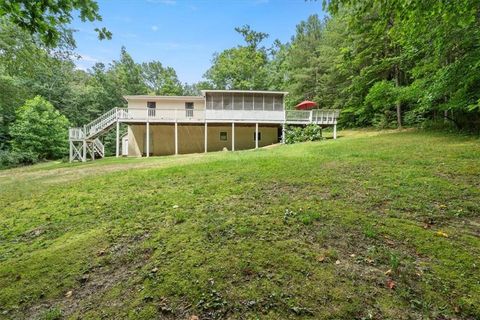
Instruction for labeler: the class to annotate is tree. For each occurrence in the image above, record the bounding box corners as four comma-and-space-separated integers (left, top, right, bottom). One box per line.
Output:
141, 61, 183, 95
112, 47, 148, 95
10, 96, 69, 159
204, 26, 270, 90
0, 0, 111, 47
283, 15, 326, 106
234, 25, 269, 49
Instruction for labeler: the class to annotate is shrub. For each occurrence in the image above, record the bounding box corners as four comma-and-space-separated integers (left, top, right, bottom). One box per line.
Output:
285, 124, 323, 144
9, 96, 69, 160
0, 149, 39, 169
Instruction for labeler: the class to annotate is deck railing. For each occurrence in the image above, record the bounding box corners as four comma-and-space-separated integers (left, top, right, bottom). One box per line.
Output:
69, 108, 340, 140
69, 128, 85, 140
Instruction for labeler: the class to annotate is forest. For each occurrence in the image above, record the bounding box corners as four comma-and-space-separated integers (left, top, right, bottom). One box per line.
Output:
1, 0, 479, 167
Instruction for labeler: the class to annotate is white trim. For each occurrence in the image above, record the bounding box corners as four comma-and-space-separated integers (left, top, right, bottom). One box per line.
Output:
201, 90, 288, 95
124, 95, 204, 102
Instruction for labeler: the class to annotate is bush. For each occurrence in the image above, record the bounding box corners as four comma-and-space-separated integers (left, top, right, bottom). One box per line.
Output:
9, 96, 69, 160
0, 149, 39, 169
372, 110, 397, 129
285, 124, 323, 144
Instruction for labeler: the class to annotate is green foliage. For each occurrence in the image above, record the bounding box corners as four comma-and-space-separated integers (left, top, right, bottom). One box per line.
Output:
204, 26, 270, 90
285, 124, 323, 144
10, 96, 69, 160
0, 149, 38, 169
0, 131, 479, 318
0, 0, 110, 47
141, 61, 184, 95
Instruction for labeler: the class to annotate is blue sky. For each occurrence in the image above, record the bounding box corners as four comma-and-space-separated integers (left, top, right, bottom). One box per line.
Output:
71, 0, 327, 84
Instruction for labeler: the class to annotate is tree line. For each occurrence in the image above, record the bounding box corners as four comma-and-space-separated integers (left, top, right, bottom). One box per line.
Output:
1, 0, 479, 167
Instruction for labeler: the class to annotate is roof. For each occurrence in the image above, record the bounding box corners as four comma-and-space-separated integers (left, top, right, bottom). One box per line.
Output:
123, 95, 204, 101
201, 90, 288, 95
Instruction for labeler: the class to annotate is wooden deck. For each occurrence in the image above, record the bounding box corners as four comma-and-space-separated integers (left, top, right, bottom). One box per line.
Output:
68, 107, 339, 162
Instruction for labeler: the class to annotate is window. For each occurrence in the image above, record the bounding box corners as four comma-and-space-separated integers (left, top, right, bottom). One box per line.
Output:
254, 131, 261, 141
185, 102, 194, 117
220, 132, 228, 141
147, 101, 156, 117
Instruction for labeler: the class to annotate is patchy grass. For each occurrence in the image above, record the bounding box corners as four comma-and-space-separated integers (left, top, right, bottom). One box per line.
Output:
0, 129, 479, 319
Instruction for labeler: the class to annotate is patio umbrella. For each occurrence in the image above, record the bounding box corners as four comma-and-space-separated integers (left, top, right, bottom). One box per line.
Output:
295, 100, 318, 110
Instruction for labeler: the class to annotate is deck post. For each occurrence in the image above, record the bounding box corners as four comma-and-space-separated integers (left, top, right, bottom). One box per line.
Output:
204, 122, 208, 153
232, 122, 235, 151
282, 123, 286, 144
82, 140, 87, 162
146, 122, 150, 157
174, 122, 178, 155
115, 121, 120, 157
69, 141, 73, 162
255, 123, 259, 149
333, 124, 337, 140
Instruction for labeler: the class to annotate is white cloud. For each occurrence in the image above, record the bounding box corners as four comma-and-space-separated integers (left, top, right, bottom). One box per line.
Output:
74, 54, 103, 71
79, 54, 99, 63
151, 25, 159, 32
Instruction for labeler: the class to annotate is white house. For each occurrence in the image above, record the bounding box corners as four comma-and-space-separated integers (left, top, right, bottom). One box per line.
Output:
68, 90, 339, 161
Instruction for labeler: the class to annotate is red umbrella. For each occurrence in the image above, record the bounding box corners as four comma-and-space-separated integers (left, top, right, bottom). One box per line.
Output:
295, 100, 318, 110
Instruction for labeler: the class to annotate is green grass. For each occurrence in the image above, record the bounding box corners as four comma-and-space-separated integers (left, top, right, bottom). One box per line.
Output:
0, 129, 479, 319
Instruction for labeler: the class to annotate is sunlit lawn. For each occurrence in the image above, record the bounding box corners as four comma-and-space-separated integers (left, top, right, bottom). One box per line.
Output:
0, 129, 479, 319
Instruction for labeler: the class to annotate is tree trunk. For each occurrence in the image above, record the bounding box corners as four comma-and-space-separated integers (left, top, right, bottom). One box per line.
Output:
394, 66, 402, 128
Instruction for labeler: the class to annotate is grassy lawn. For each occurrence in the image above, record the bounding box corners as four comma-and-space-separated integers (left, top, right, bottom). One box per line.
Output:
0, 129, 479, 319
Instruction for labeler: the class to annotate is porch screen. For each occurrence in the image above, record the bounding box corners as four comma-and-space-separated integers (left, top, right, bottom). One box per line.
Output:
264, 94, 274, 111
254, 94, 263, 110
243, 94, 253, 110
233, 93, 243, 110
274, 95, 283, 110
223, 94, 233, 110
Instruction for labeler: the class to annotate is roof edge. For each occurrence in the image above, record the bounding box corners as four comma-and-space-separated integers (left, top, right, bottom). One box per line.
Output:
123, 95, 204, 101
201, 90, 288, 95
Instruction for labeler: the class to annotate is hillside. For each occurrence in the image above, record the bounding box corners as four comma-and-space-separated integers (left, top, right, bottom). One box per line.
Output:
0, 130, 479, 319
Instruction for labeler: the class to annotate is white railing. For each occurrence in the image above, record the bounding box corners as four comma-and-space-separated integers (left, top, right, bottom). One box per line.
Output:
70, 108, 340, 141
205, 109, 285, 122
69, 128, 85, 139
84, 108, 118, 138
285, 109, 339, 124
312, 110, 339, 124
285, 110, 311, 122
118, 108, 206, 121
93, 138, 104, 157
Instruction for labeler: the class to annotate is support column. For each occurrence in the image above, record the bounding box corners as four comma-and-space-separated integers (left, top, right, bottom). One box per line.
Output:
69, 141, 73, 162
231, 122, 235, 151
282, 123, 286, 144
146, 122, 150, 157
255, 123, 259, 149
204, 122, 208, 153
174, 122, 178, 155
333, 124, 337, 140
82, 140, 87, 162
115, 121, 120, 157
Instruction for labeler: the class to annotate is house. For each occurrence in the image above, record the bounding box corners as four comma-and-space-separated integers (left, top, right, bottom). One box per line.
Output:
68, 90, 339, 162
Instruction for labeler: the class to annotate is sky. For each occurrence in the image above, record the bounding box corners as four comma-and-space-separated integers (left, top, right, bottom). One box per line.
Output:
70, 0, 327, 84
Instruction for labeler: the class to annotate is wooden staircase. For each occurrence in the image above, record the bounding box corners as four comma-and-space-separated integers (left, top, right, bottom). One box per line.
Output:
69, 108, 119, 162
